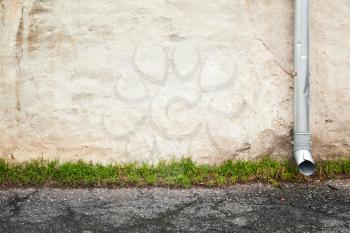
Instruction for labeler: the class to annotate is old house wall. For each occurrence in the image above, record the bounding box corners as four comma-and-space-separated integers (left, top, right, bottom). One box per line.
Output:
0, 0, 349, 164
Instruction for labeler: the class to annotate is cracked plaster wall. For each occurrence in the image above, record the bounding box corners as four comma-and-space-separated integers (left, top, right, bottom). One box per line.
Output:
0, 0, 349, 164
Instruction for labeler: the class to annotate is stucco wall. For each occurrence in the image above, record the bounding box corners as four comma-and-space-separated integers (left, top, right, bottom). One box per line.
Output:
0, 0, 349, 164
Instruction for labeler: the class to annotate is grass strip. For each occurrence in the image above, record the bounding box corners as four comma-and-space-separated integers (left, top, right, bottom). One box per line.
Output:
0, 157, 350, 188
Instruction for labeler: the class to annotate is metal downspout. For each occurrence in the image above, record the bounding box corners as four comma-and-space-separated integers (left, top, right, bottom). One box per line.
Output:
293, 0, 315, 176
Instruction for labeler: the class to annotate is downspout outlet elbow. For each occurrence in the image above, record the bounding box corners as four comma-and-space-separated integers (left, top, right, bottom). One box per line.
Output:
294, 150, 315, 176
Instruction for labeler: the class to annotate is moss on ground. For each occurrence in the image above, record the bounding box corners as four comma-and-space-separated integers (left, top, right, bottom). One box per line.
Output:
0, 157, 350, 188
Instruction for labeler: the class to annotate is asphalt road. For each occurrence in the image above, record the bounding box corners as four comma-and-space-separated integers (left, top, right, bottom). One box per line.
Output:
1, 181, 350, 233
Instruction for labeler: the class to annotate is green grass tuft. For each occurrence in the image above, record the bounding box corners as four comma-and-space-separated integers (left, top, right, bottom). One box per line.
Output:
0, 157, 349, 188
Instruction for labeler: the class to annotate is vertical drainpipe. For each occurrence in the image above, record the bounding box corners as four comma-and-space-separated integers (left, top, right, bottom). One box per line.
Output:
293, 0, 315, 176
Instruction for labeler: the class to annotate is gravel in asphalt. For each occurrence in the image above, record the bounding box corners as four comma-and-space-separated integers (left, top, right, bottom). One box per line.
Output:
1, 181, 350, 232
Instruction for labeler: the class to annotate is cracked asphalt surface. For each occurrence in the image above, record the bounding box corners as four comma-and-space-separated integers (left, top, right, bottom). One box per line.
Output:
1, 181, 350, 233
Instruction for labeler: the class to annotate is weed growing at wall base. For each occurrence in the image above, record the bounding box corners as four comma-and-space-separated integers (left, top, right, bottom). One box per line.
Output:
0, 158, 350, 188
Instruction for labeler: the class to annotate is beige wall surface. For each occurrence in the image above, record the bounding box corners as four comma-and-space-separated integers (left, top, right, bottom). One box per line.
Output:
0, 0, 349, 164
